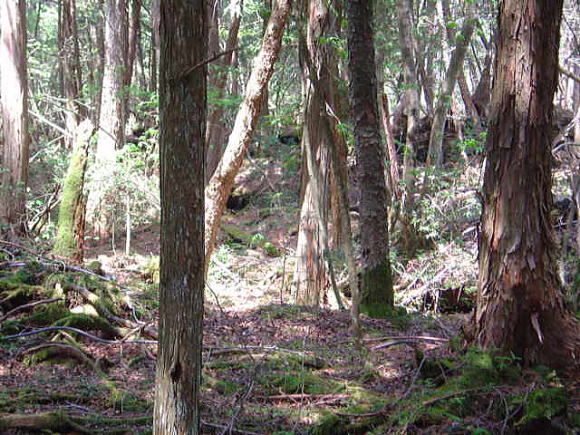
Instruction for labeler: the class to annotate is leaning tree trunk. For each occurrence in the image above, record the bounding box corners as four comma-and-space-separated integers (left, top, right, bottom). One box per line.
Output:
0, 0, 30, 235
153, 0, 206, 432
476, 0, 579, 373
204, 0, 291, 274
426, 2, 475, 168
346, 0, 394, 318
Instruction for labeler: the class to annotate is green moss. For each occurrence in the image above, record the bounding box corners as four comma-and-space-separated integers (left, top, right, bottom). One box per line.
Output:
522, 388, 568, 422
359, 257, 394, 319
53, 313, 119, 338
268, 372, 338, 395
311, 411, 347, 435
53, 140, 89, 259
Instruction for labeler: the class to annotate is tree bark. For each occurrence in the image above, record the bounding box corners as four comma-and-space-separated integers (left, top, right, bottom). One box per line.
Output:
346, 0, 393, 317
88, 0, 128, 238
205, 6, 243, 183
396, 0, 421, 257
426, 3, 475, 168
476, 0, 579, 373
204, 0, 291, 274
153, 0, 206, 432
53, 120, 94, 262
0, 0, 30, 235
58, 0, 83, 150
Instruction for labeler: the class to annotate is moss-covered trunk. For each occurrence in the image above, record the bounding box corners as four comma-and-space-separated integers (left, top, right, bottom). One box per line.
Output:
53, 120, 93, 262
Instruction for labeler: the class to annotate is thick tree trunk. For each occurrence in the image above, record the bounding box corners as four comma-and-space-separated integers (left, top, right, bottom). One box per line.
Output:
292, 3, 336, 307
347, 0, 393, 318
53, 120, 93, 262
426, 3, 475, 168
153, 0, 206, 432
0, 0, 30, 235
476, 0, 579, 373
204, 0, 291, 273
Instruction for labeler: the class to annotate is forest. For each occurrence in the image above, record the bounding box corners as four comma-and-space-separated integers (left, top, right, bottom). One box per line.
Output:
0, 0, 579, 433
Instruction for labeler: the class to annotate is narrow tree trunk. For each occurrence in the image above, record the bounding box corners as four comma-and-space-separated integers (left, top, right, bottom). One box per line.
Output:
153, 0, 206, 432
476, 0, 579, 373
426, 3, 475, 168
205, 8, 242, 182
0, 0, 30, 235
204, 0, 291, 273
396, 0, 421, 257
59, 0, 83, 150
88, 0, 128, 238
347, 0, 393, 318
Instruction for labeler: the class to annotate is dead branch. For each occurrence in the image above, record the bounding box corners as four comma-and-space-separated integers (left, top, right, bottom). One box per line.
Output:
0, 326, 157, 345
0, 298, 62, 322
371, 336, 449, 351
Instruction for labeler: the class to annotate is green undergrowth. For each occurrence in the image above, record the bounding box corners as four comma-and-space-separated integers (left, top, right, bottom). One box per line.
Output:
380, 348, 578, 434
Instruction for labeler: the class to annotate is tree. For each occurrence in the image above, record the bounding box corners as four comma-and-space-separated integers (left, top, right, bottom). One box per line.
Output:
58, 0, 83, 150
0, 0, 30, 235
346, 0, 393, 317
396, 0, 421, 256
153, 0, 206, 432
204, 0, 291, 273
476, 0, 579, 372
53, 120, 93, 261
87, 0, 128, 238
426, 2, 476, 168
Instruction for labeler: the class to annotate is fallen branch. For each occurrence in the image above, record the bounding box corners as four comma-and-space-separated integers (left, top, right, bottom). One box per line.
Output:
371, 336, 449, 351
201, 420, 260, 435
21, 342, 98, 370
265, 393, 348, 402
0, 326, 157, 345
0, 298, 62, 323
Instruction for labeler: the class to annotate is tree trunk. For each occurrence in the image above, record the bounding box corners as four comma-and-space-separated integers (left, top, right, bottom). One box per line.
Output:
396, 0, 421, 257
292, 2, 336, 307
153, 0, 206, 432
53, 120, 94, 262
0, 0, 30, 235
204, 0, 291, 274
346, 0, 393, 318
426, 3, 475, 168
149, 0, 160, 93
58, 0, 83, 150
126, 0, 141, 91
476, 0, 579, 373
205, 7, 242, 183
88, 0, 128, 238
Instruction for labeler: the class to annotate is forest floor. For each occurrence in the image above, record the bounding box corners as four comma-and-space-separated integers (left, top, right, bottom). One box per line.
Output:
1, 154, 579, 434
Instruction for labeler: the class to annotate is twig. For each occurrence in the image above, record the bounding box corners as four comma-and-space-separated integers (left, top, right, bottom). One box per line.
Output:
0, 326, 157, 345
178, 47, 239, 80
265, 393, 348, 401
0, 298, 62, 323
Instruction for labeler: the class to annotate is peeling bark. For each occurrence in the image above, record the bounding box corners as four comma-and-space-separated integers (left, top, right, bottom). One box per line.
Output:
476, 0, 579, 373
204, 0, 291, 274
